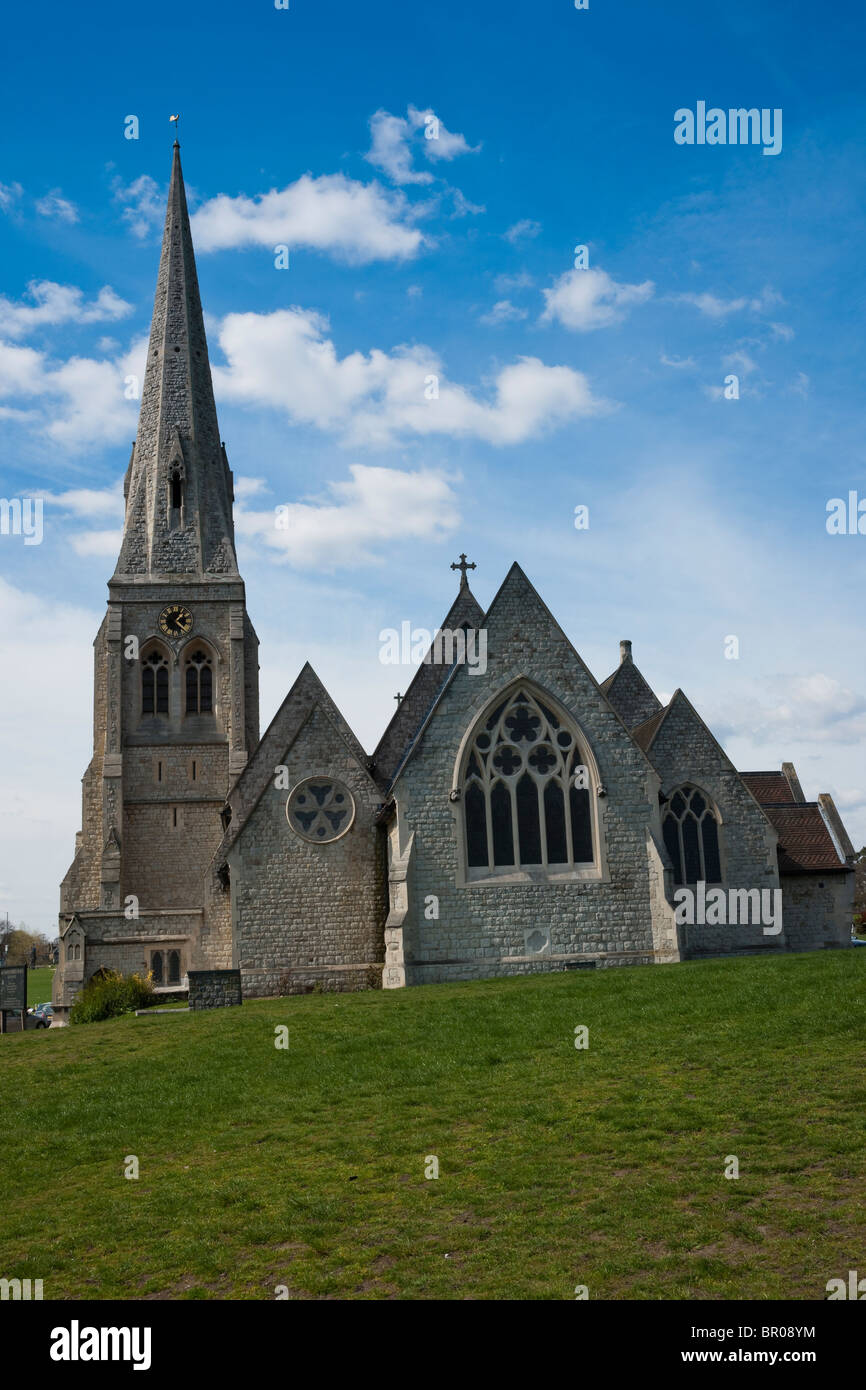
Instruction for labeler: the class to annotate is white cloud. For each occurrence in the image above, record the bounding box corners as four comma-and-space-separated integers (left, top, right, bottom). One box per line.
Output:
0, 182, 22, 212
0, 281, 132, 340
366, 110, 431, 185
541, 267, 654, 331
190, 173, 425, 263
725, 674, 866, 745
449, 188, 485, 218
212, 306, 608, 447
44, 482, 125, 519
70, 528, 124, 557
660, 353, 696, 369
235, 464, 460, 568
788, 371, 810, 398
0, 576, 101, 924
0, 340, 46, 396
22, 482, 125, 558
113, 174, 165, 239
407, 105, 479, 163
233, 475, 269, 499
504, 219, 541, 245
677, 286, 783, 319
495, 271, 535, 293
480, 299, 528, 326
365, 106, 480, 185
0, 335, 146, 452
723, 349, 757, 376
35, 190, 79, 224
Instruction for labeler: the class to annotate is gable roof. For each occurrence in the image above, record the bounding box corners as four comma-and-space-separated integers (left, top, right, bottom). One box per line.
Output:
631, 701, 672, 753
213, 662, 373, 871
372, 581, 485, 785
630, 688, 784, 831
761, 803, 850, 874
600, 648, 663, 729
387, 561, 662, 789
741, 770, 803, 805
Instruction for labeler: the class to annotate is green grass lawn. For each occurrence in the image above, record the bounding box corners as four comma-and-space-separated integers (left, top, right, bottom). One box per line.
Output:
26, 965, 54, 1007
1, 951, 864, 1301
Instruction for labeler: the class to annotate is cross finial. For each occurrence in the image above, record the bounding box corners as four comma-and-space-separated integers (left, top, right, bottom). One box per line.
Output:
394, 692, 404, 706
450, 553, 476, 588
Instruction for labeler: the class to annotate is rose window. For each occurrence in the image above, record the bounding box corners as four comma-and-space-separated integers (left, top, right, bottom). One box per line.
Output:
286, 778, 355, 843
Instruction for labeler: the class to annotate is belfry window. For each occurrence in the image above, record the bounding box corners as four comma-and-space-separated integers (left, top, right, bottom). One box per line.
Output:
168, 467, 184, 527
462, 687, 595, 876
662, 786, 722, 885
185, 649, 213, 714
142, 650, 169, 715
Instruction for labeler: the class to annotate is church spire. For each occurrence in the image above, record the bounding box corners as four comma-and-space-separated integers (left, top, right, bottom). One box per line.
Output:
114, 142, 238, 579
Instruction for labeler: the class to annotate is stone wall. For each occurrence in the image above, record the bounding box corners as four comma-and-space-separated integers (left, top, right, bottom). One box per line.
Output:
644, 695, 784, 956
227, 703, 387, 996
188, 969, 242, 1009
780, 873, 853, 951
388, 569, 667, 983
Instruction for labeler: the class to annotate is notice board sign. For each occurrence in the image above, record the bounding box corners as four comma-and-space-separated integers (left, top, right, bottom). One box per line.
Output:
0, 966, 27, 1012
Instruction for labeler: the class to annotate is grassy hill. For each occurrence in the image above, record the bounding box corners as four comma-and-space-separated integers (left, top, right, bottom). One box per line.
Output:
26, 965, 54, 1007
1, 951, 864, 1300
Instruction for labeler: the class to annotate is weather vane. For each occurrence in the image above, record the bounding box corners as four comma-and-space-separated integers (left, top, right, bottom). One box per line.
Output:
170, 114, 180, 141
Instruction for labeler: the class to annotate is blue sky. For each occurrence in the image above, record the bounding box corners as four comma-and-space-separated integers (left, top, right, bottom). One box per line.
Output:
1, 0, 865, 929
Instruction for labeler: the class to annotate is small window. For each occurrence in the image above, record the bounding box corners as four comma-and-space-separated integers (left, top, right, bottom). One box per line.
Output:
151, 951, 164, 984
142, 650, 169, 716
167, 950, 180, 985
185, 650, 213, 715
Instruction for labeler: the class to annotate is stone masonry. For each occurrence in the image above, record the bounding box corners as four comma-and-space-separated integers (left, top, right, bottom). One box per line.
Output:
56, 145, 856, 1018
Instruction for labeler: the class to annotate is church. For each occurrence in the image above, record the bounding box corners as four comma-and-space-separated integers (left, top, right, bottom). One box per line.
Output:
52, 145, 855, 1021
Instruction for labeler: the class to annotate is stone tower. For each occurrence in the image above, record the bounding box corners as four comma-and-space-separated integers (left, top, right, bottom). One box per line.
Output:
54, 143, 259, 1020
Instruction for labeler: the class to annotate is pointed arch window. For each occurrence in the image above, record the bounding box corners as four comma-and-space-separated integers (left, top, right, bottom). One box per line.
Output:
168, 463, 185, 529
167, 950, 181, 985
461, 687, 597, 878
185, 649, 213, 714
142, 649, 169, 715
151, 951, 164, 984
662, 786, 722, 885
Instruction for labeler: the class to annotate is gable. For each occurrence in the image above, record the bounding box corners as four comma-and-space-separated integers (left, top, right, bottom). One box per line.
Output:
600, 656, 663, 729
213, 663, 374, 872
372, 583, 485, 785
391, 562, 660, 795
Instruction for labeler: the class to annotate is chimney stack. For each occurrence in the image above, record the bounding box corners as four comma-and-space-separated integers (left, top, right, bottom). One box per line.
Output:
620, 640, 632, 664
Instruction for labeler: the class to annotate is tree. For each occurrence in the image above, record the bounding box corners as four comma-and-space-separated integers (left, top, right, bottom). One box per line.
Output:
853, 848, 866, 931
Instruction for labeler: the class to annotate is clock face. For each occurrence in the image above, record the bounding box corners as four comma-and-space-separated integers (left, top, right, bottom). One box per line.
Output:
158, 604, 193, 638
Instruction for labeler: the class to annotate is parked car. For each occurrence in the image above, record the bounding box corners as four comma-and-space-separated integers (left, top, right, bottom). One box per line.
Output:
32, 1003, 53, 1027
